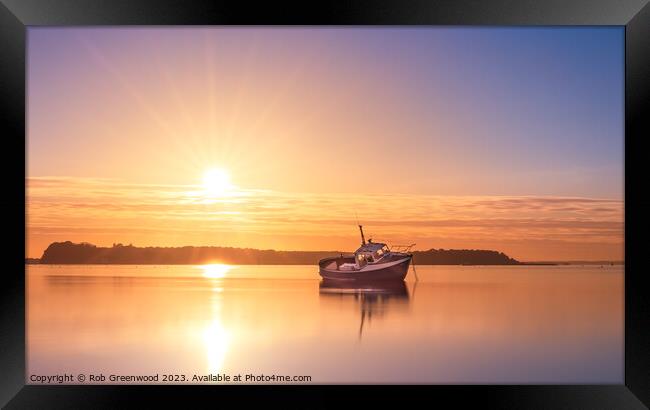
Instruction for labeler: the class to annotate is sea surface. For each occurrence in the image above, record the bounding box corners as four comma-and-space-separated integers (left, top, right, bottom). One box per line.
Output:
27, 264, 623, 384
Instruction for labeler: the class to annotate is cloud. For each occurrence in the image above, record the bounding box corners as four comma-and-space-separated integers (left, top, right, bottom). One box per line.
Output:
26, 177, 624, 259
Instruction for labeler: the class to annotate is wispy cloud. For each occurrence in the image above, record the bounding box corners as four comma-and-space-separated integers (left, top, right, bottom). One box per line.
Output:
26, 177, 624, 260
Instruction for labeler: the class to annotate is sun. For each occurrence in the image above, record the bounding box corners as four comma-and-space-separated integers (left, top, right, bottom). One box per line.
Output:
202, 168, 233, 197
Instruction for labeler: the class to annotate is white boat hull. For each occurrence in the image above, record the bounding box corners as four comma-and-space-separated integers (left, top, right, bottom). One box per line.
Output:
318, 254, 412, 281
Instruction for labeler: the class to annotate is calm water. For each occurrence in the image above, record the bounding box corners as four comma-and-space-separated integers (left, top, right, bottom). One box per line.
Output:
27, 264, 623, 384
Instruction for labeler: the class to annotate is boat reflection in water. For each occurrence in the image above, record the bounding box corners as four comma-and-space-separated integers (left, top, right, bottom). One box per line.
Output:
319, 279, 412, 339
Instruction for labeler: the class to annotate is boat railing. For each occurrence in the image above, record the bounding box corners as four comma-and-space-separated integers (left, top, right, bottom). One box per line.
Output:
389, 243, 416, 253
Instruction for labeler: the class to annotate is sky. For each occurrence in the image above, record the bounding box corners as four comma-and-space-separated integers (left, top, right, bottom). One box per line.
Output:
26, 27, 624, 261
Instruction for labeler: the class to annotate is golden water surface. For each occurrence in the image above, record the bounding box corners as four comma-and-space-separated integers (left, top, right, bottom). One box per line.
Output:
27, 265, 623, 383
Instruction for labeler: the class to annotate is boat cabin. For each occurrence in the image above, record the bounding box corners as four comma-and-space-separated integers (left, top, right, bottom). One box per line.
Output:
354, 240, 390, 267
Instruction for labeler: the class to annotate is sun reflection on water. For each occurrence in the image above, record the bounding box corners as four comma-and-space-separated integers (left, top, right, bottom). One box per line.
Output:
202, 319, 230, 374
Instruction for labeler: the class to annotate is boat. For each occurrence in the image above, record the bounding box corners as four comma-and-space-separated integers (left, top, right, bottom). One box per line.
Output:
318, 225, 414, 281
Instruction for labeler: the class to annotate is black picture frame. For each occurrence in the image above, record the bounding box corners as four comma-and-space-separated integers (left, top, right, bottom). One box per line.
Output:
1, 1, 648, 408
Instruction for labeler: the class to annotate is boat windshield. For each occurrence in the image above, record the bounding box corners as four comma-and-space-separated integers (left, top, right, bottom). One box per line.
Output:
356, 253, 368, 267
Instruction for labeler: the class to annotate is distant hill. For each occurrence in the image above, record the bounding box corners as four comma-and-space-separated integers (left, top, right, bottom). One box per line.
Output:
39, 241, 521, 265
412, 248, 519, 265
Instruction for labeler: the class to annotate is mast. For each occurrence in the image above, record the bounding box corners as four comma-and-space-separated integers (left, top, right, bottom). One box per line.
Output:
358, 225, 366, 246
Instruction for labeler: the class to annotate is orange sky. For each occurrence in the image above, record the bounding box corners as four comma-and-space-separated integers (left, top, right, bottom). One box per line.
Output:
26, 28, 624, 261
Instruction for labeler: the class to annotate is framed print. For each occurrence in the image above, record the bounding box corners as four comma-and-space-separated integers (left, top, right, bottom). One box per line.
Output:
1, 0, 648, 408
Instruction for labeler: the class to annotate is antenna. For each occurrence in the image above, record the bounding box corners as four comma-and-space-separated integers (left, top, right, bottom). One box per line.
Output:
358, 225, 366, 246
355, 211, 366, 246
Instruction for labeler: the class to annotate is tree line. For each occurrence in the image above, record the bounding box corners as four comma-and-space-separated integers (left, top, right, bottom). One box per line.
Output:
37, 241, 520, 265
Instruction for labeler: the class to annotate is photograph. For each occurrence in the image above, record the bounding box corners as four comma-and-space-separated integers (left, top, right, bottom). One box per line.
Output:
25, 27, 625, 385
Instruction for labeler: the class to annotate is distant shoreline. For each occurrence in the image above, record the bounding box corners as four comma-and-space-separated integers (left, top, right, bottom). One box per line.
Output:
30, 241, 525, 265
25, 260, 624, 266
27, 241, 623, 266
